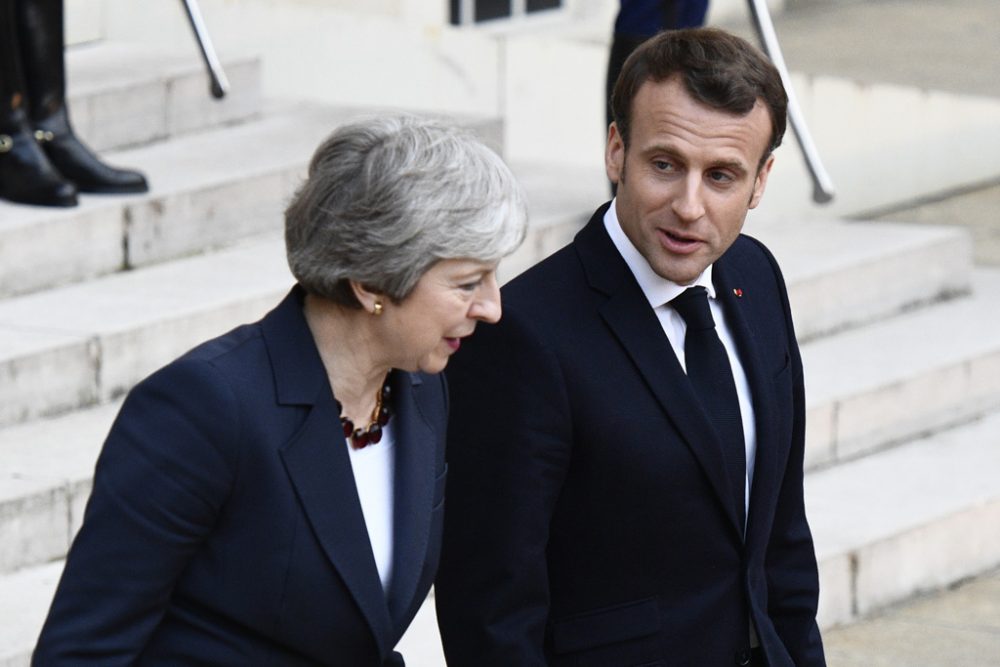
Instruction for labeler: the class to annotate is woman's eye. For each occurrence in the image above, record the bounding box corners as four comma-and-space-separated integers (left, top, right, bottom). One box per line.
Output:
459, 281, 481, 292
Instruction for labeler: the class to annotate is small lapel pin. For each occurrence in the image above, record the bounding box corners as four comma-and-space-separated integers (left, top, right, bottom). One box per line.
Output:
733, 288, 743, 298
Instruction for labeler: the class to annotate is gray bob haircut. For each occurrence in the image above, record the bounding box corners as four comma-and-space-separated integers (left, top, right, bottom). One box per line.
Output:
285, 115, 528, 306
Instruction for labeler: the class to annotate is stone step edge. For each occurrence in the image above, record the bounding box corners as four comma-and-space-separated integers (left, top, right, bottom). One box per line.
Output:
3, 361, 1000, 575
813, 410, 1000, 627
2, 499, 998, 663
801, 267, 1000, 468
0, 237, 997, 470
504, 160, 975, 343
0, 560, 63, 666
0, 103, 503, 301
0, 233, 292, 428
66, 42, 262, 153
761, 220, 972, 343
818, 497, 1000, 630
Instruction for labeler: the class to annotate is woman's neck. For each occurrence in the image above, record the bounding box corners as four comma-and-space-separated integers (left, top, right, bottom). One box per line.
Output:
302, 293, 389, 424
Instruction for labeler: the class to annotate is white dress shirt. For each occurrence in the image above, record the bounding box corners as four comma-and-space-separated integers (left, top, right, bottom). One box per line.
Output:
603, 203, 757, 520
347, 424, 395, 593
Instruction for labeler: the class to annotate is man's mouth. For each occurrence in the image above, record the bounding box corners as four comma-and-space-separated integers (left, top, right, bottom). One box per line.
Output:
658, 229, 702, 254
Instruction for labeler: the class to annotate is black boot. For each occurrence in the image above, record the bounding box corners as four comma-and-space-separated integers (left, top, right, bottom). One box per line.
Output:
0, 0, 77, 207
16, 0, 148, 194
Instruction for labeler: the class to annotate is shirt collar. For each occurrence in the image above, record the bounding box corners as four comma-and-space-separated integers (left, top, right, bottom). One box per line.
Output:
603, 199, 715, 308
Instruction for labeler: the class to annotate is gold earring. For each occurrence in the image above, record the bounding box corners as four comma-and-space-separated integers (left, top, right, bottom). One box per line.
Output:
373, 301, 383, 316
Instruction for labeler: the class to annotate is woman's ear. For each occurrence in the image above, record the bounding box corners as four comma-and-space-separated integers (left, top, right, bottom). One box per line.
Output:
349, 280, 384, 315
350, 280, 382, 313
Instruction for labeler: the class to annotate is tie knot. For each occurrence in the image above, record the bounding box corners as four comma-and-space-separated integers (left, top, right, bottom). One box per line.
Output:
670, 286, 715, 331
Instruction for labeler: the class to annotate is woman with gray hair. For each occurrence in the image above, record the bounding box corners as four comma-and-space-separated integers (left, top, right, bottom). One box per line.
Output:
34, 115, 528, 666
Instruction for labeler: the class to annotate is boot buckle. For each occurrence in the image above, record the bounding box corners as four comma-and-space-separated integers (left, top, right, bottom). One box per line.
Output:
33, 130, 55, 144
0, 134, 12, 153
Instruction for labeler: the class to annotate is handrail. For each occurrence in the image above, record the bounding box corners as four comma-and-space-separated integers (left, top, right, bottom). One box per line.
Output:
747, 0, 835, 204
180, 0, 229, 99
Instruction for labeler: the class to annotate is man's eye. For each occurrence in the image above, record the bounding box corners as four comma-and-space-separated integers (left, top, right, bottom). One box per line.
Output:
653, 160, 674, 171
708, 170, 734, 183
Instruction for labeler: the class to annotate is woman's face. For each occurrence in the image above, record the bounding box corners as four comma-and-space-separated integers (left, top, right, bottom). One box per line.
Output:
380, 258, 502, 374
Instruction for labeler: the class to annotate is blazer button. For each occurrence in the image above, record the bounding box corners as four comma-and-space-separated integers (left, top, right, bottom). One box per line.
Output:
735, 648, 753, 666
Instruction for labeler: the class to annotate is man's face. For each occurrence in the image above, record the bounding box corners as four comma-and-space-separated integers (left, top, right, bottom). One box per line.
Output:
606, 76, 775, 286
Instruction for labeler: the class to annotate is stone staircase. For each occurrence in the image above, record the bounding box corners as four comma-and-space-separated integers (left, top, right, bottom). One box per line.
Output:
2, 37, 1000, 667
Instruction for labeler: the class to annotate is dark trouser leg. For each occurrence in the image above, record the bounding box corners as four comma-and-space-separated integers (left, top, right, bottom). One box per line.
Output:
16, 0, 148, 194
0, 0, 77, 206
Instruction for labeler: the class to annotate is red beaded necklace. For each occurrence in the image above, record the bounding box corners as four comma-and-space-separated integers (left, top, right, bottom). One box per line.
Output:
341, 382, 392, 449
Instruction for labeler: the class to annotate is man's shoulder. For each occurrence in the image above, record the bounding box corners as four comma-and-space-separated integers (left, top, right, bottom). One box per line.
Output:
729, 233, 777, 263
722, 233, 786, 284
503, 242, 586, 306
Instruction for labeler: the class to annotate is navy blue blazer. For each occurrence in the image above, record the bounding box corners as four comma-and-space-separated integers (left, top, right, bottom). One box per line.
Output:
436, 205, 825, 666
34, 287, 448, 666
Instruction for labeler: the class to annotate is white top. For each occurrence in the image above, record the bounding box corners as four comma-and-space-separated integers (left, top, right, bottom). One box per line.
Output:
346, 424, 395, 593
603, 203, 757, 520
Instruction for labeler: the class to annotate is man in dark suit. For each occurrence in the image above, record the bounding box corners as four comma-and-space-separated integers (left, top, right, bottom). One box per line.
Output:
436, 28, 825, 666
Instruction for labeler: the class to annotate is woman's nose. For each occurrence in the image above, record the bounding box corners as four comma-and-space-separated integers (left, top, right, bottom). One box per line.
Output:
471, 277, 502, 324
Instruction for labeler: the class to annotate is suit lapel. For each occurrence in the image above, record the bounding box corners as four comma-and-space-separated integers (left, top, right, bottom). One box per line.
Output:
263, 287, 394, 653
713, 251, 782, 543
576, 211, 743, 538
386, 371, 436, 627
279, 402, 394, 651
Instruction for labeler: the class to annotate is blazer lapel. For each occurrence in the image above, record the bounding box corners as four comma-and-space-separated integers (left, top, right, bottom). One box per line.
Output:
263, 287, 394, 654
575, 211, 743, 538
386, 371, 437, 627
712, 252, 783, 543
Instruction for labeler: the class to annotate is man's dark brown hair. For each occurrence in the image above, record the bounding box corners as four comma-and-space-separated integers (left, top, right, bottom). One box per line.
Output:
610, 27, 788, 170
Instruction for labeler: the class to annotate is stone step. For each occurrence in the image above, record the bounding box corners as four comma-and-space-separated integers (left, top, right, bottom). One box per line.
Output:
0, 234, 291, 428
801, 268, 1000, 468
0, 403, 117, 576
0, 104, 503, 299
1, 262, 997, 564
5, 409, 998, 663
0, 563, 446, 665
810, 409, 1000, 628
0, 216, 985, 446
507, 162, 974, 341
0, 560, 64, 666
66, 42, 261, 153
755, 218, 971, 342
0, 108, 296, 299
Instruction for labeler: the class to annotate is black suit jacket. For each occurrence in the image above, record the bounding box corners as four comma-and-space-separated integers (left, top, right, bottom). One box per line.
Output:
34, 287, 448, 666
436, 206, 824, 666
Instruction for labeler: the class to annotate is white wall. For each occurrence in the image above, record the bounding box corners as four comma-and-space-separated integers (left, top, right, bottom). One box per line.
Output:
66, 0, 104, 45
75, 0, 1000, 220
87, 0, 777, 168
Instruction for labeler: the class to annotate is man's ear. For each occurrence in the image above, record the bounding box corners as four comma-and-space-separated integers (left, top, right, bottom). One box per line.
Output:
606, 122, 625, 185
749, 153, 775, 209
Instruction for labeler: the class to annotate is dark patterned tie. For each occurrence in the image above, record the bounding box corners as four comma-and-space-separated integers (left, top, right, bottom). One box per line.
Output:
671, 286, 746, 530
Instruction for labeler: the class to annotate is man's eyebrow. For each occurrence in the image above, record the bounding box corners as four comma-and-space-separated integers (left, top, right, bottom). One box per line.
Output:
709, 159, 750, 175
641, 142, 681, 157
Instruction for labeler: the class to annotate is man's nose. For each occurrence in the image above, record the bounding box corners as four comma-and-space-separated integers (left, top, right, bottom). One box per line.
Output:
671, 176, 706, 222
